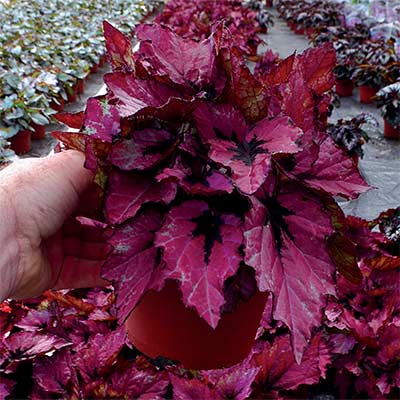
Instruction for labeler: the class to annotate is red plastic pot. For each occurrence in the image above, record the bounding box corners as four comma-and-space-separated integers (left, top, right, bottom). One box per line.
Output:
31, 123, 46, 140
98, 54, 107, 67
306, 28, 315, 37
67, 86, 78, 103
126, 281, 268, 370
295, 27, 305, 35
76, 79, 85, 95
50, 97, 65, 112
335, 79, 354, 97
384, 119, 400, 140
359, 85, 378, 104
10, 130, 31, 155
90, 63, 99, 74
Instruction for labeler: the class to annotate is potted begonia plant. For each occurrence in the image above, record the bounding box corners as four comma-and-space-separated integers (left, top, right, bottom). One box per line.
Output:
327, 113, 376, 163
332, 39, 358, 97
375, 82, 400, 139
0, 74, 56, 152
0, 136, 14, 165
352, 39, 400, 104
54, 21, 368, 371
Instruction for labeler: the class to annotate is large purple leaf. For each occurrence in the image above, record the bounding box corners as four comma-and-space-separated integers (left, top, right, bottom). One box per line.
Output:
102, 209, 164, 321
193, 103, 248, 142
135, 24, 221, 94
253, 333, 330, 391
34, 349, 72, 394
208, 116, 302, 194
171, 357, 259, 400
220, 46, 269, 124
275, 334, 330, 389
292, 136, 370, 199
279, 68, 315, 132
297, 43, 336, 95
203, 357, 260, 400
155, 200, 243, 328
102, 364, 169, 399
84, 98, 120, 142
244, 186, 336, 362
105, 169, 177, 225
104, 72, 193, 119
109, 128, 176, 171
6, 332, 70, 361
75, 326, 126, 381
171, 375, 216, 400
103, 21, 135, 72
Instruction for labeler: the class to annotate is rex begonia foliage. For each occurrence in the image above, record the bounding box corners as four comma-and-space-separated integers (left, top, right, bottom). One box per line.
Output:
155, 0, 263, 57
1, 9, 399, 397
52, 20, 370, 365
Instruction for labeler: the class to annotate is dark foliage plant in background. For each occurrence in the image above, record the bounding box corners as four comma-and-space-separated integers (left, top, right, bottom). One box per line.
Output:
1, 1, 399, 399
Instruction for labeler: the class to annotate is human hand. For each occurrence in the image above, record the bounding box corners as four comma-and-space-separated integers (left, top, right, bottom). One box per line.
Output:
0, 150, 110, 301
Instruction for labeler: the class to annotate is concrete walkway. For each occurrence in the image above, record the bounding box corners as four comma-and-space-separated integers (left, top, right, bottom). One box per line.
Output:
262, 10, 400, 220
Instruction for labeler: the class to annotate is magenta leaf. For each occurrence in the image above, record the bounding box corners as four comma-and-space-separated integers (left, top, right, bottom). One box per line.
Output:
208, 116, 301, 194
102, 209, 164, 321
15, 310, 51, 332
105, 169, 177, 225
274, 334, 330, 390
292, 136, 370, 199
83, 98, 120, 142
253, 333, 330, 391
34, 349, 73, 394
155, 200, 243, 328
203, 357, 260, 400
244, 186, 336, 362
297, 43, 336, 95
110, 127, 176, 171
102, 364, 169, 399
171, 375, 216, 400
193, 103, 248, 142
281, 69, 315, 132
103, 21, 135, 72
75, 326, 126, 381
104, 72, 193, 119
6, 332, 70, 360
135, 23, 222, 95
220, 46, 269, 124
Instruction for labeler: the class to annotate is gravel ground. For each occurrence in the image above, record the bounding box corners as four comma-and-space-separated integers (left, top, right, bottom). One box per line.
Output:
22, 9, 399, 220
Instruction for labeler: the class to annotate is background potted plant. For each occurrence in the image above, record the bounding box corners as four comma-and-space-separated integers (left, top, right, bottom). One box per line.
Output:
327, 113, 376, 164
375, 82, 400, 139
352, 39, 399, 104
0, 136, 14, 165
332, 39, 358, 97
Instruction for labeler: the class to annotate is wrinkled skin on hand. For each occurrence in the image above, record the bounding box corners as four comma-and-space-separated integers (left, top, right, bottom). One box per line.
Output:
0, 151, 110, 300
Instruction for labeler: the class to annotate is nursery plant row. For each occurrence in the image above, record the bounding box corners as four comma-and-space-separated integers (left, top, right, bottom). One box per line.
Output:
1, 1, 399, 399
0, 0, 163, 158
276, 0, 400, 140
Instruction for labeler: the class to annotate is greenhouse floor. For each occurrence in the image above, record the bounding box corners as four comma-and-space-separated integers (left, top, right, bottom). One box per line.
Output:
25, 9, 399, 221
